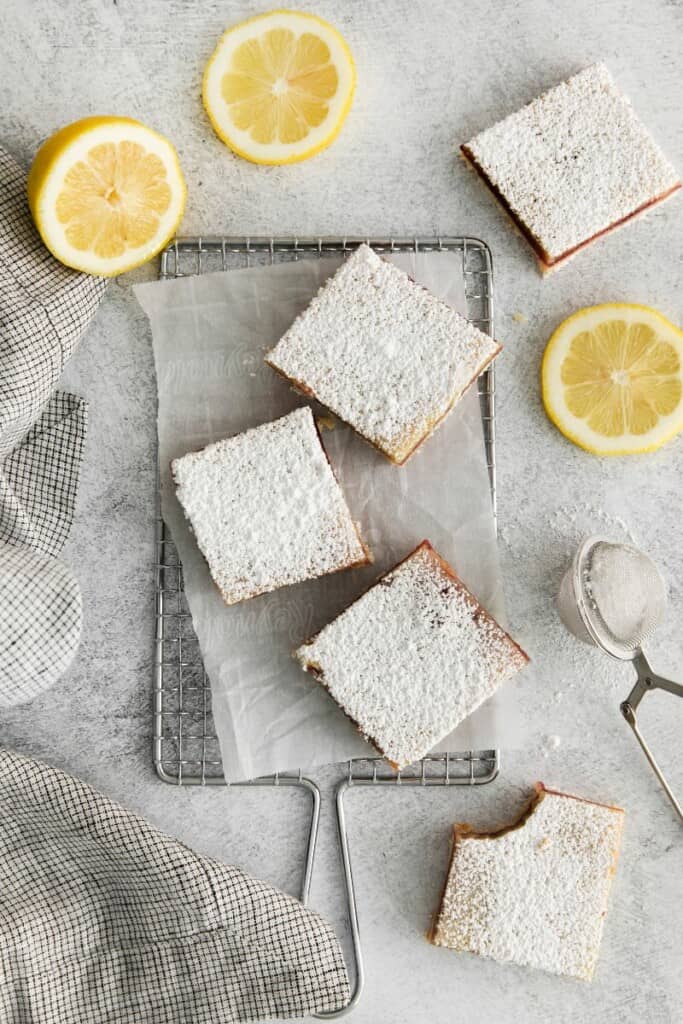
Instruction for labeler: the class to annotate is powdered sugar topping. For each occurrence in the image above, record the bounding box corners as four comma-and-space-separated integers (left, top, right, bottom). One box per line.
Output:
172, 407, 368, 605
266, 245, 501, 463
296, 543, 528, 766
464, 64, 680, 262
431, 787, 624, 980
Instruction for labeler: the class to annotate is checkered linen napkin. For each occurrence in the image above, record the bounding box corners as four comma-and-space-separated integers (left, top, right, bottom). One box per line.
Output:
0, 147, 106, 706
0, 148, 105, 465
0, 540, 83, 709
0, 748, 350, 1024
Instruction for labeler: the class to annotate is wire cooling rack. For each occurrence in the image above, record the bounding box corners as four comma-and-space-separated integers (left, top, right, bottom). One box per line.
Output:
155, 236, 497, 786
154, 236, 499, 1017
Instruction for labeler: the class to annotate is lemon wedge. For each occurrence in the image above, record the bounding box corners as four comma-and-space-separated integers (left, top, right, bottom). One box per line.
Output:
202, 10, 355, 165
27, 116, 186, 277
542, 304, 683, 455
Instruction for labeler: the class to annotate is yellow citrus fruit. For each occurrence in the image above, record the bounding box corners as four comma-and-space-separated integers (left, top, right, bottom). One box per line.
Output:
27, 116, 186, 277
542, 304, 683, 455
202, 9, 355, 165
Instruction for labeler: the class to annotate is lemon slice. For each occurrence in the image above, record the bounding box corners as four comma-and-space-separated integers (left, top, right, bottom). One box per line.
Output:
27, 116, 186, 277
542, 304, 683, 455
202, 9, 355, 165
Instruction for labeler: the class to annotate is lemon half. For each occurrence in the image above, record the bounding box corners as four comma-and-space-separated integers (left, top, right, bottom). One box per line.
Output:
542, 304, 683, 455
28, 116, 186, 277
202, 10, 355, 165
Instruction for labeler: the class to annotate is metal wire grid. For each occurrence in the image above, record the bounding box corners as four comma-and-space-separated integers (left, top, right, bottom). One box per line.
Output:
155, 237, 496, 786
155, 236, 496, 786
154, 236, 499, 1017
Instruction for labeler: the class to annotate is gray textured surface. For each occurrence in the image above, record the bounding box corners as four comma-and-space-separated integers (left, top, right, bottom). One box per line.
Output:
1, 1, 682, 1021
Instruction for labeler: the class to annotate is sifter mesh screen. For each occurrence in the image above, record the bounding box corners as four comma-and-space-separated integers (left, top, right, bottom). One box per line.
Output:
580, 540, 667, 657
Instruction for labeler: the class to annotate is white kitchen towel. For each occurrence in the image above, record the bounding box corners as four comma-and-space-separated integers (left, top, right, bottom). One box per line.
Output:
0, 748, 350, 1023
0, 146, 106, 706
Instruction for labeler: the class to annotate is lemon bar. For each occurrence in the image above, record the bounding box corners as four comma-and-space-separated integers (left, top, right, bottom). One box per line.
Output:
430, 784, 625, 980
462, 64, 681, 273
266, 245, 501, 464
295, 541, 528, 767
172, 407, 370, 606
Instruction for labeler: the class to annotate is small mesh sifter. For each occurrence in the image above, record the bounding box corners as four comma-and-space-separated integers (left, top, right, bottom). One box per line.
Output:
558, 535, 683, 822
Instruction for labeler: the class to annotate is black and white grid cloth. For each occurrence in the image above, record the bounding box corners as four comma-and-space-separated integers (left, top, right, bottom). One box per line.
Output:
0, 748, 350, 1023
0, 391, 87, 554
0, 541, 83, 709
0, 148, 105, 460
0, 147, 105, 706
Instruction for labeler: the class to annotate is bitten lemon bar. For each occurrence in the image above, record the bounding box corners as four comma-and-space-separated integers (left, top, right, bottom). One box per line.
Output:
266, 245, 501, 464
430, 784, 625, 981
462, 64, 681, 273
295, 541, 528, 766
172, 406, 370, 606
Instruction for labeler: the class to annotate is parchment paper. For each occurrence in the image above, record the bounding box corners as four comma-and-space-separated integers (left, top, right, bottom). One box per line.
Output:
136, 252, 515, 782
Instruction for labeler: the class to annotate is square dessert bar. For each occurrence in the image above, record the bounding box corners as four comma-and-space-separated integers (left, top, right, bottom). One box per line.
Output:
295, 541, 528, 767
266, 245, 501, 464
172, 406, 370, 606
430, 784, 625, 981
462, 64, 681, 273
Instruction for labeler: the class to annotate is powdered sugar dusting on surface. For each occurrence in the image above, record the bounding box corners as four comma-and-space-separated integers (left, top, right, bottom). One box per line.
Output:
266, 245, 501, 463
554, 503, 639, 547
296, 543, 528, 766
463, 64, 680, 263
172, 407, 368, 605
431, 787, 624, 981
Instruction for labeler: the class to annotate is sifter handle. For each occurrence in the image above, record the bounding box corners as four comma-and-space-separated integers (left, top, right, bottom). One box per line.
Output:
620, 651, 683, 823
632, 650, 683, 699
